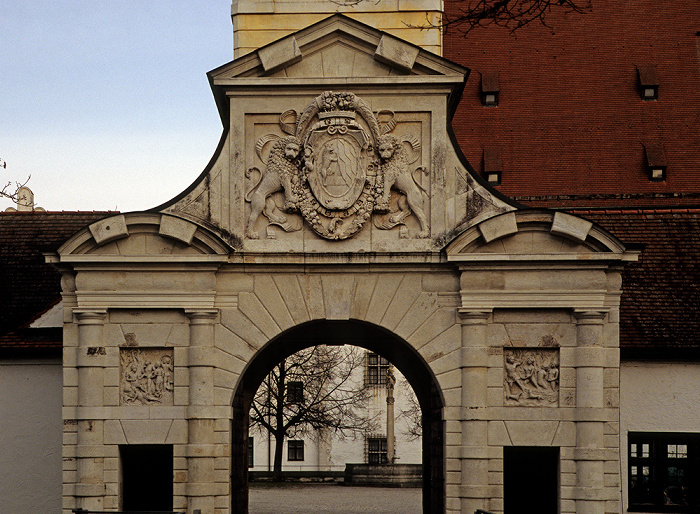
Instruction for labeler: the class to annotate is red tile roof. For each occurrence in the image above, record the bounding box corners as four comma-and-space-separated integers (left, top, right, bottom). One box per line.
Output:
0, 211, 113, 352
573, 208, 700, 353
444, 1, 700, 206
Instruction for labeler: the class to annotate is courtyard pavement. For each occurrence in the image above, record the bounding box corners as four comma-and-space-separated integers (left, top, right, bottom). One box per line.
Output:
249, 483, 422, 513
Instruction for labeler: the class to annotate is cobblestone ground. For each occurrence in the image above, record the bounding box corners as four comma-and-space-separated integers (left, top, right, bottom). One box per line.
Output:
249, 483, 422, 514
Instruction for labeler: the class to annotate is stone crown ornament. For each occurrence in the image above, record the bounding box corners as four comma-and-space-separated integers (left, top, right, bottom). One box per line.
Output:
246, 91, 429, 240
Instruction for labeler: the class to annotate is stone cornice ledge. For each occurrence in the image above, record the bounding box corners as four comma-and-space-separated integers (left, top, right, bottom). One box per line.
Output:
217, 76, 465, 88
50, 255, 229, 264
75, 291, 218, 310
460, 290, 612, 310
231, 251, 445, 265
448, 253, 638, 263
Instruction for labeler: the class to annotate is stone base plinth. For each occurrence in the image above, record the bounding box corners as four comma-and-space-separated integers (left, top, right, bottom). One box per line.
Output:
344, 464, 422, 488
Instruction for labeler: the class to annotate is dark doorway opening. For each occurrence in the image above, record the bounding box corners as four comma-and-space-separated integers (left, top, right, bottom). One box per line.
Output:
504, 446, 559, 514
121, 444, 173, 511
231, 319, 445, 513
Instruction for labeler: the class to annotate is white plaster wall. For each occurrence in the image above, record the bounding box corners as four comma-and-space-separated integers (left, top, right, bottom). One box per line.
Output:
250, 365, 422, 472
0, 359, 62, 513
620, 360, 700, 513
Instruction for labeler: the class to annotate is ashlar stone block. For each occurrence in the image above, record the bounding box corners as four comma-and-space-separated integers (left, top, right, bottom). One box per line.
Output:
321, 274, 354, 320
478, 212, 518, 243
381, 274, 423, 330
395, 291, 441, 339
89, 215, 128, 245
504, 420, 560, 446
375, 33, 419, 71
159, 215, 198, 245
121, 419, 173, 444
551, 211, 593, 242
257, 35, 302, 72
487, 421, 512, 446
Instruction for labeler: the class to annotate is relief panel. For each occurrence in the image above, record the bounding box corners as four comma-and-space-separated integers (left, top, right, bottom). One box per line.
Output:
244, 91, 430, 240
504, 348, 559, 407
120, 348, 174, 405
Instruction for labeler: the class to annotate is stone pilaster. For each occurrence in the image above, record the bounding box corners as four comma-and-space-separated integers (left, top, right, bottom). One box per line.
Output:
74, 309, 107, 511
458, 309, 491, 513
184, 309, 219, 514
574, 310, 607, 514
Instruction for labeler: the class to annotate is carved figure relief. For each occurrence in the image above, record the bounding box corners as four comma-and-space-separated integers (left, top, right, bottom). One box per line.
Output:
503, 348, 559, 407
120, 348, 174, 405
245, 91, 429, 240
245, 136, 303, 239
373, 134, 429, 237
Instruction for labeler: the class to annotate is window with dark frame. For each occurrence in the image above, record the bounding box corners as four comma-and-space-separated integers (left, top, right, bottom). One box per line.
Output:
287, 380, 303, 404
367, 437, 388, 464
248, 436, 254, 468
367, 353, 389, 385
628, 432, 699, 512
288, 440, 304, 461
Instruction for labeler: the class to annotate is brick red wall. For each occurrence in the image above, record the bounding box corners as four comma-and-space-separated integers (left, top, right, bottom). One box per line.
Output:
443, 1, 700, 208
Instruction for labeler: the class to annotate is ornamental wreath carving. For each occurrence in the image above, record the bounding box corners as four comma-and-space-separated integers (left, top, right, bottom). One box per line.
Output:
246, 91, 429, 240
120, 348, 174, 405
503, 348, 559, 407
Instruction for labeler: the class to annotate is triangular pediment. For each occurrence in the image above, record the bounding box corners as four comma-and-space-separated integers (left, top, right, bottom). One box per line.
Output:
210, 14, 468, 83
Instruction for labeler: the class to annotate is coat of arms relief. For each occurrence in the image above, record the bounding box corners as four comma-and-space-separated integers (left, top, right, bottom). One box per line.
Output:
245, 92, 429, 240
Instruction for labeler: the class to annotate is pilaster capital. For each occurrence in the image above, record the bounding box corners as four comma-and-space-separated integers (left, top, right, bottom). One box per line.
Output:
573, 309, 608, 324
185, 309, 219, 324
73, 309, 107, 325
457, 309, 492, 325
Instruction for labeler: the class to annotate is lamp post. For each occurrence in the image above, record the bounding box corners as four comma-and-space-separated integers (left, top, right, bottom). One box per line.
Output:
386, 367, 396, 464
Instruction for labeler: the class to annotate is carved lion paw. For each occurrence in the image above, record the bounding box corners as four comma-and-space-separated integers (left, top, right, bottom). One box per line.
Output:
375, 201, 390, 213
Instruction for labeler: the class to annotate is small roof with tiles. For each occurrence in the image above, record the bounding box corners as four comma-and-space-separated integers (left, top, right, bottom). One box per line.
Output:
0, 211, 113, 354
572, 208, 700, 357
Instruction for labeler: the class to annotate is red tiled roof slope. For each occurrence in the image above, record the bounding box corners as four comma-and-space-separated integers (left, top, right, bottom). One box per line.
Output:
0, 211, 112, 349
444, 1, 700, 206
574, 208, 700, 350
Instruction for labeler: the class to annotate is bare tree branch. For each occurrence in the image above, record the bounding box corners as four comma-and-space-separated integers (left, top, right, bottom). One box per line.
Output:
0, 159, 32, 204
437, 0, 591, 36
250, 345, 377, 480
397, 380, 422, 441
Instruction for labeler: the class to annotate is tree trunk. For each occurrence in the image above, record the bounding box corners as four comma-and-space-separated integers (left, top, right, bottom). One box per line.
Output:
272, 360, 287, 481
272, 429, 285, 481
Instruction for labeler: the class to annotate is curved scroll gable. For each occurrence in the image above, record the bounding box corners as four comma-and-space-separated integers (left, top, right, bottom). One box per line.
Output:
445, 210, 634, 259
57, 213, 232, 258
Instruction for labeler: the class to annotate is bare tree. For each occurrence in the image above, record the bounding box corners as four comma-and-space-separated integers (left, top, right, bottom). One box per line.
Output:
0, 159, 31, 203
441, 0, 592, 35
250, 345, 376, 480
397, 381, 422, 441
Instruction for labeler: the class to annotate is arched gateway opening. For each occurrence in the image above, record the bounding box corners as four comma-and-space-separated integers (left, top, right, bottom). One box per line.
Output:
231, 319, 445, 513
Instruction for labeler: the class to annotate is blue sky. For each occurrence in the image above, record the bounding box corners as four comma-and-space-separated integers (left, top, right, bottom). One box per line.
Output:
1, 1, 234, 212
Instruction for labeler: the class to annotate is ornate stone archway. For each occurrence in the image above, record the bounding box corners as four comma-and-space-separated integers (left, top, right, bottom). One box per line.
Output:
229, 319, 446, 513
53, 16, 638, 514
